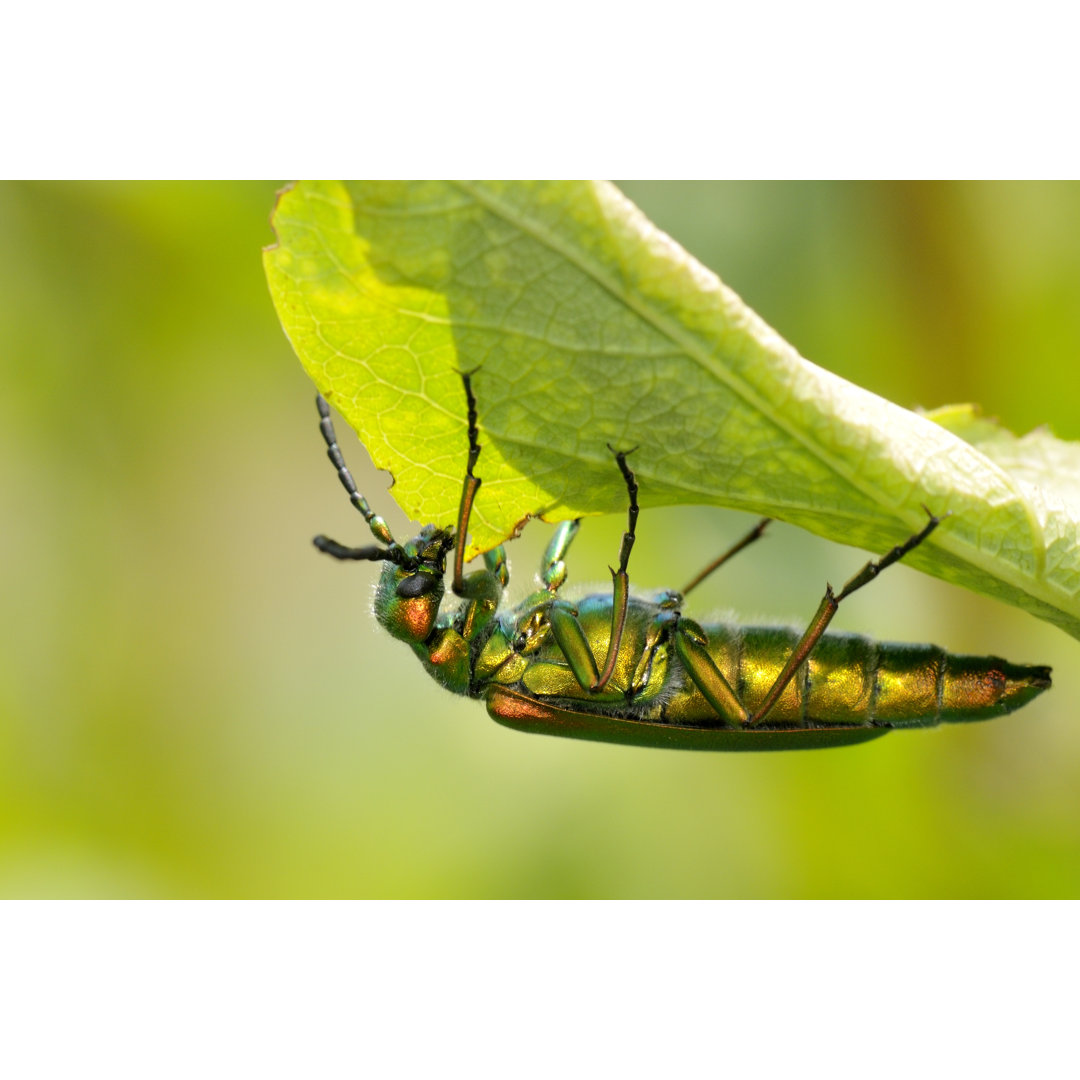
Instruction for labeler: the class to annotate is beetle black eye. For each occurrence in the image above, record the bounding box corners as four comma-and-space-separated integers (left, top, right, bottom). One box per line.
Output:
397, 571, 439, 598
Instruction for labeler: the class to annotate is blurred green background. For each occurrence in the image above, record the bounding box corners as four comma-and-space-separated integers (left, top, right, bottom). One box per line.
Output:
1, 181, 1077, 898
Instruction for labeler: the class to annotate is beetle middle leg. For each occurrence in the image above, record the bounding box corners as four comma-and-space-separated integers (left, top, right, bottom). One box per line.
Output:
621, 516, 772, 725
622, 517, 772, 723
593, 445, 640, 691
543, 445, 640, 694
746, 511, 945, 726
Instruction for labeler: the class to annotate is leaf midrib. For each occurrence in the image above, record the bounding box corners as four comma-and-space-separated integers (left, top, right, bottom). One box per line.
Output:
454, 182, 917, 516
452, 180, 1065, 615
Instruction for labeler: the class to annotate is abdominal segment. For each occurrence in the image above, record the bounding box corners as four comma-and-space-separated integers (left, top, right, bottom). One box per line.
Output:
662, 625, 1051, 729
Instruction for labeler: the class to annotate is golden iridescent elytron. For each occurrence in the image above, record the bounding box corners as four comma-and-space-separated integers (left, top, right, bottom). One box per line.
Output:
313, 376, 1051, 751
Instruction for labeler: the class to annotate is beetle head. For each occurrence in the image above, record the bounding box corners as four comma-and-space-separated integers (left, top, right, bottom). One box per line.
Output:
374, 525, 454, 644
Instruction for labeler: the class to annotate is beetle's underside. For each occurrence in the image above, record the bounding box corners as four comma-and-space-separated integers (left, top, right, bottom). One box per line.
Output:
472, 592, 1051, 750
312, 374, 1052, 752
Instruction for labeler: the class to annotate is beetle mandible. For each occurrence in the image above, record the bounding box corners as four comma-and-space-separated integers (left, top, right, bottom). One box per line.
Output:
311, 374, 1051, 751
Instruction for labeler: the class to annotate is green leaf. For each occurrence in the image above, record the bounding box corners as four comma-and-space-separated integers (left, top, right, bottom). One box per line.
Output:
264, 180, 1080, 641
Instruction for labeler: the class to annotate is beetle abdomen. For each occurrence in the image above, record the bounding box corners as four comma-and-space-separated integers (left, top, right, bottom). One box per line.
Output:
666, 625, 1051, 728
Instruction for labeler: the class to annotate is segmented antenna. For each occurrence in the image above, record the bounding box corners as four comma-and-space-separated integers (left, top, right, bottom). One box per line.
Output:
316, 394, 409, 566
313, 535, 399, 562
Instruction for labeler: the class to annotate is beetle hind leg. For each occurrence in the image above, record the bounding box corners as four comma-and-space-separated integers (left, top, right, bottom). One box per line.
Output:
746, 511, 946, 727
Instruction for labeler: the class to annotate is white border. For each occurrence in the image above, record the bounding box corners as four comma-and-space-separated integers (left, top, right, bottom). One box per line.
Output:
0, 902, 1074, 1077
5, 3, 1079, 177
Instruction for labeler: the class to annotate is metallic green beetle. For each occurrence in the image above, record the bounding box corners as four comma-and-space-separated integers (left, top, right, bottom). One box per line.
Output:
312, 375, 1051, 751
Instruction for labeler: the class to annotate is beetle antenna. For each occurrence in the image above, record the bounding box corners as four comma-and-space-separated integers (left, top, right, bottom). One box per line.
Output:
316, 394, 408, 563
313, 535, 408, 564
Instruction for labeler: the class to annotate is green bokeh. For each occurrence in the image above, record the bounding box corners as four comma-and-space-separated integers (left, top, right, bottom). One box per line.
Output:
2, 181, 1078, 897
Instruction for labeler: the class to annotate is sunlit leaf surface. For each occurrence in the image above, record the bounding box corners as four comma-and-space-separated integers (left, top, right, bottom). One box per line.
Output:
265, 180, 1080, 640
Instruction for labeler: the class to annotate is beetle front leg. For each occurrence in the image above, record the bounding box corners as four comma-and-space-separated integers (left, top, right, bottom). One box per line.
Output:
541, 520, 581, 592
448, 372, 513, 607
452, 370, 486, 599
484, 545, 509, 588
